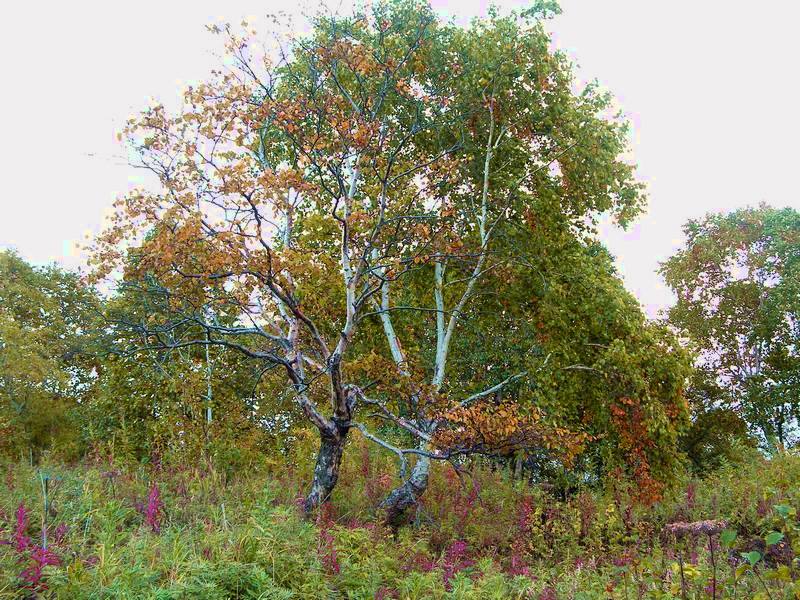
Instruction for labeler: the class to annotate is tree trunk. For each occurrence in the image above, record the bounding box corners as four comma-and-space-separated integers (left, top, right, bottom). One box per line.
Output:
304, 425, 348, 515
379, 453, 430, 528
514, 450, 523, 481
776, 407, 786, 449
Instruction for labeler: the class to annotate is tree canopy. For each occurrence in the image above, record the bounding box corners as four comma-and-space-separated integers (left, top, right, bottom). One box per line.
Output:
80, 0, 694, 517
0, 250, 99, 458
662, 205, 800, 448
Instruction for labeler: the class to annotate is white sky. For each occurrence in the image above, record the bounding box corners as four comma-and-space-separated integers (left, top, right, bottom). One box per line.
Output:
1, 0, 798, 317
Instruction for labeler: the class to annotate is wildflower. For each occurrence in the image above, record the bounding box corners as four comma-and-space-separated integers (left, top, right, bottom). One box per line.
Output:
508, 547, 530, 577
612, 553, 632, 568
318, 528, 340, 575
375, 586, 398, 599
0, 504, 60, 590
13, 503, 31, 552
539, 586, 557, 600
454, 481, 480, 535
85, 555, 100, 566
21, 546, 60, 588
442, 540, 474, 588
145, 483, 164, 533
517, 496, 534, 533
403, 550, 436, 573
53, 523, 68, 545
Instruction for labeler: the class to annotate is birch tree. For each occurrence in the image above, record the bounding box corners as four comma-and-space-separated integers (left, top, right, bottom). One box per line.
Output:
90, 0, 650, 514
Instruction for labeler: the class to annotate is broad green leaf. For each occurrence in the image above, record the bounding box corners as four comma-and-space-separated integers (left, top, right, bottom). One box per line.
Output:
741, 551, 762, 567
765, 531, 784, 546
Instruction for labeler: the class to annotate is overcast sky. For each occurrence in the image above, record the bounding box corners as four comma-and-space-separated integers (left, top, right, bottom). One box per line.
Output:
1, 0, 798, 317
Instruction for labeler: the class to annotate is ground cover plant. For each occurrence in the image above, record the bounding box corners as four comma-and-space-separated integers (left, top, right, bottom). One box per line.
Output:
1, 442, 800, 599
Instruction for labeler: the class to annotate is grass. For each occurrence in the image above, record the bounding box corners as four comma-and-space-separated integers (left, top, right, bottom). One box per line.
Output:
1, 443, 799, 598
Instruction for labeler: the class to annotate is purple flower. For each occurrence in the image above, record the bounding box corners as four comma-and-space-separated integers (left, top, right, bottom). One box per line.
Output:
508, 552, 530, 577
375, 586, 398, 599
145, 483, 164, 533
539, 586, 558, 600
517, 496, 534, 533
1, 503, 61, 591
13, 503, 31, 552
442, 540, 474, 588
53, 523, 69, 545
612, 554, 632, 568
21, 546, 60, 587
318, 528, 340, 575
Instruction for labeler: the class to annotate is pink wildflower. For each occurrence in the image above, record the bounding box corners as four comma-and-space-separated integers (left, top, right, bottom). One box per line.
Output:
13, 503, 31, 552
442, 540, 474, 588
21, 546, 60, 588
145, 483, 164, 533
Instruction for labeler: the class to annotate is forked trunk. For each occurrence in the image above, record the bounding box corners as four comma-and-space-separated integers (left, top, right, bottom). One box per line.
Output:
304, 426, 348, 515
379, 453, 430, 528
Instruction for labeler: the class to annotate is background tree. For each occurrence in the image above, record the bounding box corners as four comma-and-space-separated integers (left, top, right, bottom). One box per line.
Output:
512, 242, 692, 502
87, 323, 283, 474
0, 250, 100, 460
678, 366, 755, 472
662, 205, 800, 449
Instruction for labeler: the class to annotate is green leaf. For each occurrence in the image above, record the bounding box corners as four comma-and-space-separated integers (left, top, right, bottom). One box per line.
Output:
741, 551, 762, 567
774, 504, 792, 518
765, 531, 784, 546
720, 529, 738, 547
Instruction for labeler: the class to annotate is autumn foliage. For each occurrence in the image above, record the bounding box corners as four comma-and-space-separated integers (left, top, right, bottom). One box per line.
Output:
74, 0, 695, 519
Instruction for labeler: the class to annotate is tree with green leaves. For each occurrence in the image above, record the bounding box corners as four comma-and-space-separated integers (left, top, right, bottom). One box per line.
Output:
90, 0, 688, 518
678, 366, 754, 472
511, 242, 692, 502
662, 205, 800, 448
0, 250, 100, 460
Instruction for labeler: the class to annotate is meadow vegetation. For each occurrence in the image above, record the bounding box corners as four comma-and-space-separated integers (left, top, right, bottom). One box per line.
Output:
2, 441, 800, 599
